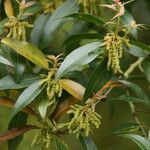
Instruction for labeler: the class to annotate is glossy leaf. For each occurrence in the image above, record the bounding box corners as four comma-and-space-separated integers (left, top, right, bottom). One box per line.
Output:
60, 79, 85, 101
55, 138, 70, 150
67, 13, 105, 28
0, 75, 40, 90
110, 122, 139, 135
0, 55, 14, 66
79, 136, 98, 150
83, 60, 112, 101
42, 0, 79, 46
4, 0, 14, 17
131, 40, 150, 53
55, 41, 103, 80
38, 97, 49, 118
119, 80, 149, 102
8, 112, 27, 150
0, 125, 38, 143
62, 33, 101, 48
119, 134, 150, 150
142, 60, 150, 82
1, 38, 49, 69
31, 14, 50, 48
52, 96, 78, 120
11, 80, 43, 118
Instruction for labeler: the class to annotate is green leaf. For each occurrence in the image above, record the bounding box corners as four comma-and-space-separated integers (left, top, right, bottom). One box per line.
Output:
0, 55, 14, 66
11, 80, 43, 118
42, 0, 79, 47
55, 41, 103, 80
62, 33, 102, 48
31, 14, 50, 48
110, 122, 139, 135
0, 125, 38, 143
66, 13, 105, 28
83, 60, 112, 101
142, 60, 150, 82
55, 138, 70, 150
119, 80, 149, 102
122, 11, 137, 39
8, 112, 27, 150
127, 44, 147, 57
1, 38, 49, 69
0, 75, 40, 90
79, 136, 98, 150
130, 40, 150, 53
37, 97, 49, 118
119, 134, 150, 150
109, 95, 148, 103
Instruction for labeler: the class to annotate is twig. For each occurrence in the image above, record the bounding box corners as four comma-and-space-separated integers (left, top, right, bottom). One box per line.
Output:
124, 58, 144, 79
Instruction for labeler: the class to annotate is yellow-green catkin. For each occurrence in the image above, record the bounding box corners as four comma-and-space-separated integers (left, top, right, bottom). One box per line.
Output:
4, 16, 33, 41
104, 33, 131, 74
66, 103, 101, 138
78, 0, 100, 16
43, 0, 62, 14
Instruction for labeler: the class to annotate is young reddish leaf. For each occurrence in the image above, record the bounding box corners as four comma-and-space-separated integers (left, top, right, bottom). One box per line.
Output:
0, 125, 39, 143
60, 79, 85, 101
4, 0, 14, 17
51, 96, 79, 120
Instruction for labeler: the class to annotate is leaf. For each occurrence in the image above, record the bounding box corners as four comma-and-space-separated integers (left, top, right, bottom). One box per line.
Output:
119, 134, 150, 150
122, 11, 137, 39
110, 122, 139, 135
38, 97, 49, 118
4, 0, 14, 17
109, 95, 148, 103
8, 112, 28, 150
60, 79, 85, 101
55, 41, 103, 80
66, 13, 106, 28
83, 60, 112, 101
119, 80, 149, 102
1, 38, 49, 69
130, 40, 150, 53
79, 136, 98, 150
11, 80, 43, 118
0, 55, 14, 66
51, 96, 78, 120
31, 14, 50, 48
0, 75, 40, 90
0, 97, 37, 116
55, 138, 70, 150
142, 60, 150, 82
127, 44, 147, 58
42, 0, 79, 47
0, 125, 38, 143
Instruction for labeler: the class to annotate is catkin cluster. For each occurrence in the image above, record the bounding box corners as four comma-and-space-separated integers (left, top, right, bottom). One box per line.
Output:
66, 104, 101, 138
78, 0, 100, 16
104, 33, 131, 74
31, 129, 53, 148
43, 0, 62, 13
4, 16, 33, 41
40, 70, 63, 105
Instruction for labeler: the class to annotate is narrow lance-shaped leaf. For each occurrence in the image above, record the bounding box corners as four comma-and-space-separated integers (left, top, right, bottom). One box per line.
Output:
42, 0, 79, 46
11, 80, 43, 118
55, 138, 70, 150
0, 75, 40, 90
55, 41, 103, 80
60, 79, 85, 101
142, 60, 150, 82
4, 0, 14, 17
79, 136, 98, 150
83, 60, 112, 101
0, 55, 14, 66
1, 38, 49, 69
0, 125, 39, 143
119, 134, 150, 150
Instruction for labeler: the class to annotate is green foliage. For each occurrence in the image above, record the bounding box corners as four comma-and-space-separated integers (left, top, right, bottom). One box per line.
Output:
0, 0, 150, 150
